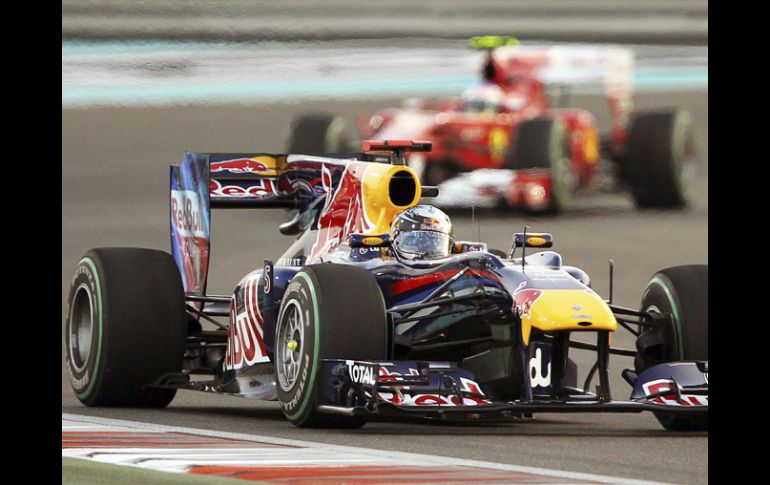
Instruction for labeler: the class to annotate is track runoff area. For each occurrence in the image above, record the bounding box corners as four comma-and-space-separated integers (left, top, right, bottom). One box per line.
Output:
63, 414, 673, 485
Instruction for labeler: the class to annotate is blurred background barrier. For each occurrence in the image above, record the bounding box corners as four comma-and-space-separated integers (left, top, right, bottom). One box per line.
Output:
62, 0, 708, 44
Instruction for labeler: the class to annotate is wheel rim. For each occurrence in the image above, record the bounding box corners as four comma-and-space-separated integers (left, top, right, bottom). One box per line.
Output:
277, 299, 304, 392
69, 284, 94, 373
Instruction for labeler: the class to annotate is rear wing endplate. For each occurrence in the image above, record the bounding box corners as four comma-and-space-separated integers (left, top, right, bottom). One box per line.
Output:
170, 152, 297, 294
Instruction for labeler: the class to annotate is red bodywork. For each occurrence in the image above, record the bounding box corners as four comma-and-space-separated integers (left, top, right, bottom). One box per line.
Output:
358, 46, 631, 210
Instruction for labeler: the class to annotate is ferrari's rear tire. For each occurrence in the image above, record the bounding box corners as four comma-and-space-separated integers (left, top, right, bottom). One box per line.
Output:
287, 114, 352, 155
65, 248, 186, 407
275, 264, 388, 428
621, 110, 697, 209
635, 265, 708, 431
421, 160, 458, 187
507, 117, 573, 214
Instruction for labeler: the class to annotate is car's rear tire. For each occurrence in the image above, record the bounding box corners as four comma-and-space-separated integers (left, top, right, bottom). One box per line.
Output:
635, 265, 708, 431
287, 114, 352, 155
421, 159, 459, 187
507, 117, 573, 214
275, 264, 388, 428
65, 248, 186, 407
621, 109, 698, 209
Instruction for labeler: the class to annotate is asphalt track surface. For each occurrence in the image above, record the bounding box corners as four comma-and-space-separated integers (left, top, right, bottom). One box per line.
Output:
62, 91, 707, 484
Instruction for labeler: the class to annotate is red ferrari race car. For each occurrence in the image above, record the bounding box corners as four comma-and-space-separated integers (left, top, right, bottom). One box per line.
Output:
287, 36, 698, 214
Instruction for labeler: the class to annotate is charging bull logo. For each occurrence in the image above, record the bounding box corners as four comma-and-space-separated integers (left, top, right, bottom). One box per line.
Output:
210, 158, 269, 174
420, 217, 444, 231
513, 287, 543, 318
309, 163, 373, 262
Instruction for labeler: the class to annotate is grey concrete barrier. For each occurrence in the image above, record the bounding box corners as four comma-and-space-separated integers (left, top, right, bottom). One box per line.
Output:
62, 0, 708, 44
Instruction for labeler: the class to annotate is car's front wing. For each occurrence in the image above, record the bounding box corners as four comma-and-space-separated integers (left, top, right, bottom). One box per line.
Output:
317, 359, 708, 421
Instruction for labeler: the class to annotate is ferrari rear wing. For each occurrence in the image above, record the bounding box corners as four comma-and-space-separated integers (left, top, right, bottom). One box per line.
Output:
487, 44, 634, 130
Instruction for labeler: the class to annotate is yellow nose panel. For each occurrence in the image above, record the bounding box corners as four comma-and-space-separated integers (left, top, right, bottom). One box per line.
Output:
518, 289, 617, 345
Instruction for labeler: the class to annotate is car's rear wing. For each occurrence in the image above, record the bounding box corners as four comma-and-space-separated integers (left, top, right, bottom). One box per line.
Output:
170, 151, 379, 294
489, 45, 634, 130
170, 152, 304, 294
170, 142, 437, 295
489, 45, 633, 93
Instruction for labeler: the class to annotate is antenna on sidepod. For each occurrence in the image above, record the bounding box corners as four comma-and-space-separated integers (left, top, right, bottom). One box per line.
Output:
521, 225, 529, 271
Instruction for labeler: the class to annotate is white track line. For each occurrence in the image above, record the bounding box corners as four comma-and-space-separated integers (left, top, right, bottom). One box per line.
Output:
62, 413, 674, 485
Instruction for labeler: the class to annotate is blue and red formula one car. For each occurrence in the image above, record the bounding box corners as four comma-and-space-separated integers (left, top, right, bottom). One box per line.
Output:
65, 140, 707, 430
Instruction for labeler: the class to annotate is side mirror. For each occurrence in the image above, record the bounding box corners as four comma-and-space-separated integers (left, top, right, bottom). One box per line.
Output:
349, 233, 392, 249
279, 210, 303, 236
512, 232, 553, 249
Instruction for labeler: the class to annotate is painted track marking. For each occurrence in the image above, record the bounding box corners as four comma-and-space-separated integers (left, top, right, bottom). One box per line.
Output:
63, 413, 675, 484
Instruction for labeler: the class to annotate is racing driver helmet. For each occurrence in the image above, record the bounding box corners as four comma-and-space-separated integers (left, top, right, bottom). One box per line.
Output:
461, 82, 504, 114
391, 205, 454, 260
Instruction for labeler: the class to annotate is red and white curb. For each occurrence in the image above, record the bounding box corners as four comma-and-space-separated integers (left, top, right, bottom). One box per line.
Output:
63, 413, 672, 485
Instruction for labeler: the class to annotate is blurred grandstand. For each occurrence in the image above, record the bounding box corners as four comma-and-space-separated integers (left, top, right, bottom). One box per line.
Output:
63, 0, 707, 44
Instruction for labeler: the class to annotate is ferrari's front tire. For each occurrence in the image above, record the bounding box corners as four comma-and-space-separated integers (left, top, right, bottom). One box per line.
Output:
506, 117, 573, 214
65, 248, 186, 407
621, 109, 698, 209
274, 264, 388, 428
635, 265, 708, 431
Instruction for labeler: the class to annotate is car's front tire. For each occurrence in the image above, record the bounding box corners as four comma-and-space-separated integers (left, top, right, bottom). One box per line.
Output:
621, 109, 698, 209
506, 117, 574, 214
274, 264, 388, 428
635, 264, 708, 431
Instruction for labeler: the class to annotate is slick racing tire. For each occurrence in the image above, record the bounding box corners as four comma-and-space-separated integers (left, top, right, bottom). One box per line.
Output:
621, 110, 697, 209
287, 114, 353, 155
635, 265, 708, 431
411, 156, 460, 187
65, 248, 186, 407
506, 117, 573, 214
274, 264, 388, 428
